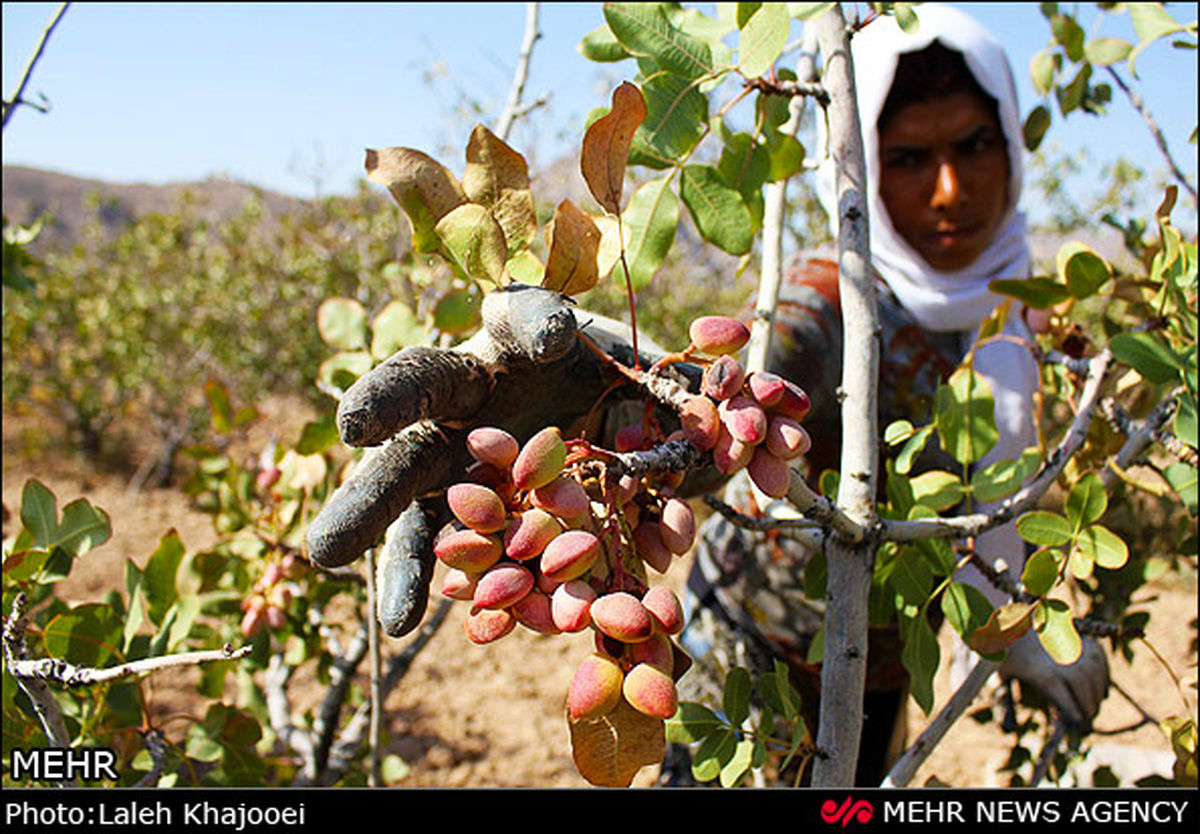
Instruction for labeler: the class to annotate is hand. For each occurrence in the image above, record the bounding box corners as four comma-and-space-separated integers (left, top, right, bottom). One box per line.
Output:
999, 631, 1110, 730
305, 283, 701, 637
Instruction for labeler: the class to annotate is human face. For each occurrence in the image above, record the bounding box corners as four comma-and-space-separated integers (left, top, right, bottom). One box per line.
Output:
877, 91, 1011, 272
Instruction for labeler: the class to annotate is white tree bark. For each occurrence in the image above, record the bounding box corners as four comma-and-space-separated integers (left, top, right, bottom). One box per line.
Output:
809, 4, 881, 788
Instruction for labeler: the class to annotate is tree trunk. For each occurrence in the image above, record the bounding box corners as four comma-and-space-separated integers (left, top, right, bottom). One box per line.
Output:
810, 4, 882, 788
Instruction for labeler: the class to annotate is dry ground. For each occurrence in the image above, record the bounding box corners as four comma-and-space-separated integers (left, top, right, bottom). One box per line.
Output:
3, 398, 1195, 788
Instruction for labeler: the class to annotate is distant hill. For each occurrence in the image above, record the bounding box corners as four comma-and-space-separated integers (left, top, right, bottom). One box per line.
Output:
2, 165, 309, 252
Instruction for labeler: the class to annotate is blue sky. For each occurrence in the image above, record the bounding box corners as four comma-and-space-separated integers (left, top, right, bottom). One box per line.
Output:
3, 2, 1197, 226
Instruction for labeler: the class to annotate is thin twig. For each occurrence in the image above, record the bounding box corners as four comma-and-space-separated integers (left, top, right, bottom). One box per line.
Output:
881, 658, 1000, 787
1030, 718, 1069, 787
882, 349, 1114, 543
492, 2, 542, 143
307, 621, 370, 782
325, 598, 452, 778
133, 729, 170, 788
1105, 65, 1198, 208
6, 644, 252, 687
746, 37, 811, 377
366, 547, 383, 787
3, 593, 73, 759
2, 2, 70, 131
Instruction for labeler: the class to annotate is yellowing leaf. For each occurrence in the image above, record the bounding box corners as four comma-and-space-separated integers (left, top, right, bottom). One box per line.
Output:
365, 147, 466, 252
543, 199, 603, 296
434, 203, 510, 285
462, 124, 536, 255
581, 81, 647, 215
568, 698, 665, 787
590, 212, 628, 281
966, 602, 1034, 655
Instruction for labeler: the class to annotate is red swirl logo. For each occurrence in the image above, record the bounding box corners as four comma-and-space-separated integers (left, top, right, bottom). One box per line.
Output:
821, 796, 874, 828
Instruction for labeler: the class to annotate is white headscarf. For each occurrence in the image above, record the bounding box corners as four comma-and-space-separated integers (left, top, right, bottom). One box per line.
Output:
817, 4, 1041, 597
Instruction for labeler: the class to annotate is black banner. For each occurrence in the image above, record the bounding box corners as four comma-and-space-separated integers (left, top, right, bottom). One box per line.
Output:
3, 787, 1196, 832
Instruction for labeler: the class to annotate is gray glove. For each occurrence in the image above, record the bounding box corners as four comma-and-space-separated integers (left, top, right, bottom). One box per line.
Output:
1000, 631, 1110, 730
304, 283, 703, 637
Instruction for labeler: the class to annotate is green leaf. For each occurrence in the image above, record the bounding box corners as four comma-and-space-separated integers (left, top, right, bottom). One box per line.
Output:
970, 447, 1041, 504
1109, 331, 1183, 384
759, 659, 803, 720
717, 131, 770, 226
1163, 462, 1198, 515
1023, 104, 1052, 151
1016, 510, 1073, 547
1077, 524, 1130, 571
578, 24, 632, 63
1051, 13, 1086, 62
612, 176, 679, 292
894, 425, 934, 474
941, 582, 995, 640
317, 350, 373, 395
144, 530, 185, 626
19, 479, 57, 550
43, 603, 124, 667
1129, 2, 1185, 51
316, 297, 368, 351
434, 203, 509, 285
908, 470, 966, 512
295, 411, 339, 456
935, 366, 999, 467
55, 498, 112, 559
604, 3, 715, 80
123, 563, 147, 652
902, 614, 939, 715
1056, 242, 1112, 299
432, 287, 482, 335
666, 702, 726, 743
1022, 548, 1060, 597
1084, 37, 1133, 66
989, 276, 1072, 309
680, 164, 754, 255
723, 666, 752, 727
893, 3, 920, 34
719, 738, 756, 787
1175, 391, 1197, 450
629, 71, 709, 169
739, 2, 790, 78
890, 547, 932, 609
907, 506, 955, 575
766, 133, 805, 182
885, 419, 916, 446
371, 301, 426, 360
1035, 599, 1082, 664
1065, 471, 1107, 530
1029, 47, 1057, 96
205, 378, 234, 434
787, 3, 834, 20
691, 728, 737, 782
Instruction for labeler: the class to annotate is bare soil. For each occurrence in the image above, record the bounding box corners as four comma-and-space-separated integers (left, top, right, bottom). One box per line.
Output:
3, 399, 1195, 788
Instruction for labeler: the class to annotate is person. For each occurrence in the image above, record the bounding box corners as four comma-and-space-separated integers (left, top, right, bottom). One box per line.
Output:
661, 4, 1109, 786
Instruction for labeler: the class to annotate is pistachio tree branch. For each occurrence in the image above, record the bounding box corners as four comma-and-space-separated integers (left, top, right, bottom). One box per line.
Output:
746, 21, 818, 376
1104, 65, 1198, 208
3, 593, 73, 758
881, 349, 1114, 543
881, 657, 1000, 787
810, 4, 881, 788
2, 2, 69, 131
492, 2, 544, 143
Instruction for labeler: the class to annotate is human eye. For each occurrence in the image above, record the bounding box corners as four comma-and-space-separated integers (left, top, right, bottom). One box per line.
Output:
958, 127, 1002, 155
882, 147, 925, 169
